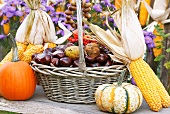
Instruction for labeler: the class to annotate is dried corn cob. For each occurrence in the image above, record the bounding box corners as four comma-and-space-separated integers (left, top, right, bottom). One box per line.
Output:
47, 42, 57, 48
26, 43, 34, 51
20, 45, 44, 63
130, 58, 162, 111
139, 0, 151, 26
149, 69, 170, 107
115, 0, 122, 9
0, 42, 27, 67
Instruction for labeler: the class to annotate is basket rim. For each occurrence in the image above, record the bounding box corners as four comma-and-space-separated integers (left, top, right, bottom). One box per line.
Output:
30, 61, 127, 78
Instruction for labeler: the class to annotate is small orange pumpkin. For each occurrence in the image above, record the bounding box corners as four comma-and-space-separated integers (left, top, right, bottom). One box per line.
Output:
0, 34, 36, 100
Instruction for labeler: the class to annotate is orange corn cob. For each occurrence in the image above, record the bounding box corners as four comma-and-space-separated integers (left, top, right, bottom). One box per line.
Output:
3, 16, 10, 35
153, 23, 163, 57
115, 0, 122, 9
139, 0, 151, 26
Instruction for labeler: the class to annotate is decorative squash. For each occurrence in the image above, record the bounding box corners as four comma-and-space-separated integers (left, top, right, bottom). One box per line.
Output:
95, 70, 143, 113
0, 34, 36, 100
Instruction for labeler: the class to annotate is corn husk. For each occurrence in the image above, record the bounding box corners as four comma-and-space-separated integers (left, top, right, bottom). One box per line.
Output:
84, 0, 145, 65
143, 0, 170, 23
15, 0, 57, 45
121, 0, 146, 60
143, 0, 169, 57
115, 0, 139, 11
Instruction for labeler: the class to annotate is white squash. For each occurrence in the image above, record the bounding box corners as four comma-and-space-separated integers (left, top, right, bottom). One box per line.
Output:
95, 71, 143, 113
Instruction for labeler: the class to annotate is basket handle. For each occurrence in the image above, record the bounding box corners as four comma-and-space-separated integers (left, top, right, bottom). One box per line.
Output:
76, 0, 87, 74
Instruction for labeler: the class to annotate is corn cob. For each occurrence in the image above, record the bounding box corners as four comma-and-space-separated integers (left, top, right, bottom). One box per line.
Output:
20, 45, 44, 63
130, 58, 162, 112
139, 0, 151, 26
47, 42, 57, 48
26, 43, 34, 51
153, 23, 163, 57
3, 16, 10, 35
0, 42, 27, 67
149, 69, 170, 107
115, 0, 122, 9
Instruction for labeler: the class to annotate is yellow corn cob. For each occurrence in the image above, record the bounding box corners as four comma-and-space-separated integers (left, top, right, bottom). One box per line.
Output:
139, 0, 151, 26
0, 42, 27, 67
130, 58, 162, 111
153, 23, 163, 57
26, 43, 34, 51
149, 68, 170, 107
115, 0, 122, 9
20, 45, 44, 63
47, 42, 57, 48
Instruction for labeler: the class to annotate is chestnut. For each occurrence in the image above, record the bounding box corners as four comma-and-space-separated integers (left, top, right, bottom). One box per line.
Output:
52, 48, 57, 52
103, 60, 113, 66
52, 49, 65, 58
60, 57, 73, 67
34, 53, 52, 65
96, 53, 108, 63
32, 53, 38, 60
34, 53, 46, 64
45, 48, 53, 52
85, 55, 96, 63
44, 55, 51, 65
51, 58, 59, 67
87, 62, 100, 67
73, 59, 79, 67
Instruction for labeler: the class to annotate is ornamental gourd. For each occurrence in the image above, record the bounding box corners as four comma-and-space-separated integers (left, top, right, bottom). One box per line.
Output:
0, 33, 36, 100
95, 70, 143, 114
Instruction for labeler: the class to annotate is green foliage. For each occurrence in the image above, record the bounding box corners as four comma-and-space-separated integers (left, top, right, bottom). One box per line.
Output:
166, 48, 170, 53
154, 55, 165, 61
164, 61, 170, 69
154, 24, 170, 69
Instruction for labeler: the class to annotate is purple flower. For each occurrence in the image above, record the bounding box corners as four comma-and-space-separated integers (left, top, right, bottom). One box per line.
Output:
84, 24, 89, 29
63, 23, 72, 30
108, 17, 114, 22
46, 6, 55, 12
1, 19, 9, 25
93, 4, 102, 13
58, 17, 65, 21
24, 8, 31, 14
15, 10, 23, 16
67, 4, 71, 8
143, 30, 156, 54
0, 34, 6, 39
6, 11, 14, 18
52, 17, 58, 24
86, 0, 90, 2
101, 0, 111, 7
57, 30, 64, 36
8, 6, 16, 13
110, 4, 116, 10
145, 36, 153, 44
72, 16, 77, 20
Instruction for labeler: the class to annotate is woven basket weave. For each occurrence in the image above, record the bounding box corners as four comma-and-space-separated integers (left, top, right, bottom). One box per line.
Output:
31, 61, 128, 103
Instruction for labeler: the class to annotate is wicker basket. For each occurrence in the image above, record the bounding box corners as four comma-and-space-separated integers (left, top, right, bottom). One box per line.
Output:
31, 61, 128, 103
